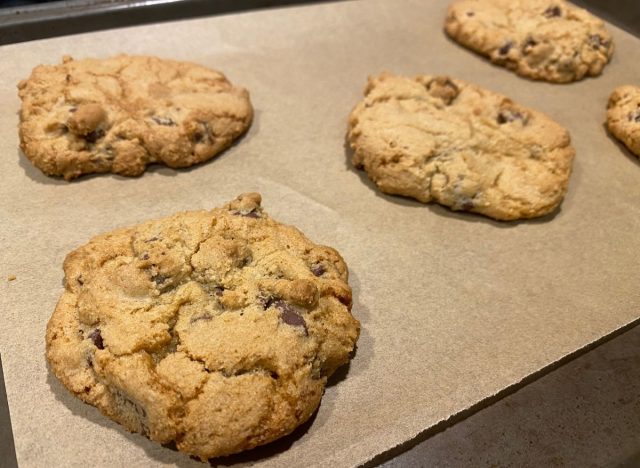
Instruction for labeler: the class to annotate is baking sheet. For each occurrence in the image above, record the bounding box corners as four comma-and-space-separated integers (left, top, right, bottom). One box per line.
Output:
1, 0, 640, 466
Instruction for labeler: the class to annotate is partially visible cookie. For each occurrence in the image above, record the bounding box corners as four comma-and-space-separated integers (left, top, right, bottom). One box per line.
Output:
46, 193, 359, 460
444, 0, 613, 83
18, 55, 253, 180
606, 85, 640, 157
348, 73, 575, 220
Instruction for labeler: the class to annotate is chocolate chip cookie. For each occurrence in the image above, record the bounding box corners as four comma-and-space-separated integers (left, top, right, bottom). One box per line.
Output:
18, 55, 253, 180
606, 85, 640, 158
46, 193, 360, 460
444, 0, 613, 83
348, 73, 575, 220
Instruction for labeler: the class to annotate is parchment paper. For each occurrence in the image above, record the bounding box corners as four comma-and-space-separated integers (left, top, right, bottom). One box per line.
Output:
1, 1, 640, 466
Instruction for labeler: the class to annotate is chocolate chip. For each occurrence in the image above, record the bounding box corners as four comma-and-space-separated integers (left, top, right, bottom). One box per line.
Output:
522, 37, 538, 54
151, 116, 176, 126
589, 34, 607, 49
190, 313, 212, 324
76, 274, 84, 285
426, 77, 460, 105
213, 286, 224, 297
259, 294, 278, 310
69, 107, 77, 113
153, 274, 167, 285
193, 121, 214, 144
84, 386, 91, 393
141, 253, 150, 260
84, 128, 105, 143
275, 300, 308, 334
543, 6, 561, 17
466, 11, 474, 17
498, 41, 513, 55
89, 329, 104, 349
628, 110, 640, 122
497, 109, 528, 125
234, 209, 261, 218
311, 264, 326, 276
244, 210, 261, 218
461, 199, 475, 210
86, 356, 93, 368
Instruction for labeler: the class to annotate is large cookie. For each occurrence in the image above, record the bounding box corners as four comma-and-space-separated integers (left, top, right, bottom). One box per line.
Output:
348, 73, 575, 220
444, 0, 613, 83
606, 85, 640, 158
18, 55, 253, 180
46, 193, 360, 460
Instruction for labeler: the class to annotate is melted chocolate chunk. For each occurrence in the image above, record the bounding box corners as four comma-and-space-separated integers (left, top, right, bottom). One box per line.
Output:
461, 199, 475, 210
259, 294, 278, 310
497, 109, 528, 125
190, 313, 212, 324
498, 41, 513, 55
628, 110, 640, 122
153, 274, 167, 285
274, 300, 308, 334
84, 128, 105, 143
89, 329, 104, 349
84, 386, 91, 393
589, 34, 607, 49
311, 264, 326, 277
193, 121, 214, 143
543, 6, 561, 17
522, 37, 538, 54
233, 209, 261, 218
151, 116, 177, 126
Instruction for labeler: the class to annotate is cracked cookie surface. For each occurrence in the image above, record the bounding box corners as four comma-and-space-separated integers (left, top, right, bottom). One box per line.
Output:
444, 0, 613, 83
46, 193, 360, 460
18, 55, 253, 180
606, 85, 640, 158
348, 73, 575, 220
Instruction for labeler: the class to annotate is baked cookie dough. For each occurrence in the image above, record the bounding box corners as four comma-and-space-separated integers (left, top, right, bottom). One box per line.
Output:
46, 193, 359, 460
348, 73, 575, 220
444, 0, 613, 83
18, 55, 253, 180
606, 85, 640, 158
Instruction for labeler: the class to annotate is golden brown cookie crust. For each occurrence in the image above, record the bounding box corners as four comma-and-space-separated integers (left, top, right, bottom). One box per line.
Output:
46, 193, 360, 460
444, 0, 613, 83
18, 55, 253, 180
348, 73, 575, 220
606, 85, 640, 158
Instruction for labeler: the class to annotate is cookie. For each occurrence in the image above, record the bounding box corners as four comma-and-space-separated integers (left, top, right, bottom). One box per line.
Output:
444, 0, 613, 83
348, 73, 575, 220
18, 55, 253, 180
46, 193, 359, 460
606, 85, 640, 158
